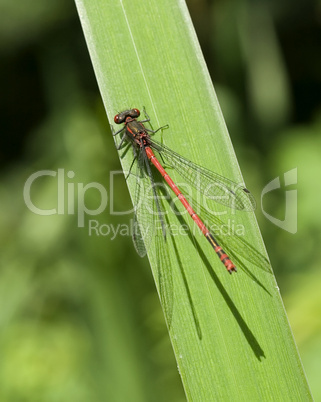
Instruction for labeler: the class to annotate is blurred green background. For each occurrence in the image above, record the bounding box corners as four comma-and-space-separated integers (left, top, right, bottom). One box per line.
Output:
1, 0, 320, 400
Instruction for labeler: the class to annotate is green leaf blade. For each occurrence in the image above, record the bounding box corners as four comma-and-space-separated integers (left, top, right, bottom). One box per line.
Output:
75, 0, 313, 400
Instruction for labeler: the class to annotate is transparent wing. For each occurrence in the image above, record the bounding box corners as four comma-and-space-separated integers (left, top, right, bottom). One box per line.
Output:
150, 139, 256, 211
132, 153, 155, 257
191, 197, 271, 274
155, 228, 174, 326
131, 151, 174, 323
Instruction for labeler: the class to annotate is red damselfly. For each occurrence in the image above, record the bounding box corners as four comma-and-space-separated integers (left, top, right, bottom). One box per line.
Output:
112, 108, 256, 274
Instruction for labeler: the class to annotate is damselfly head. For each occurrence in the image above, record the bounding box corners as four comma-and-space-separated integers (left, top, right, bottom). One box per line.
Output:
114, 113, 123, 124
114, 108, 140, 124
130, 108, 140, 118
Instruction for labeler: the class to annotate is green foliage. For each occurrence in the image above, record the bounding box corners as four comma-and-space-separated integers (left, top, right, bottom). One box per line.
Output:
1, 0, 320, 400
74, 0, 312, 400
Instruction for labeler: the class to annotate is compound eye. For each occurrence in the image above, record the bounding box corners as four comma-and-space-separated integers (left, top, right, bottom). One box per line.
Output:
114, 114, 121, 124
133, 108, 140, 117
